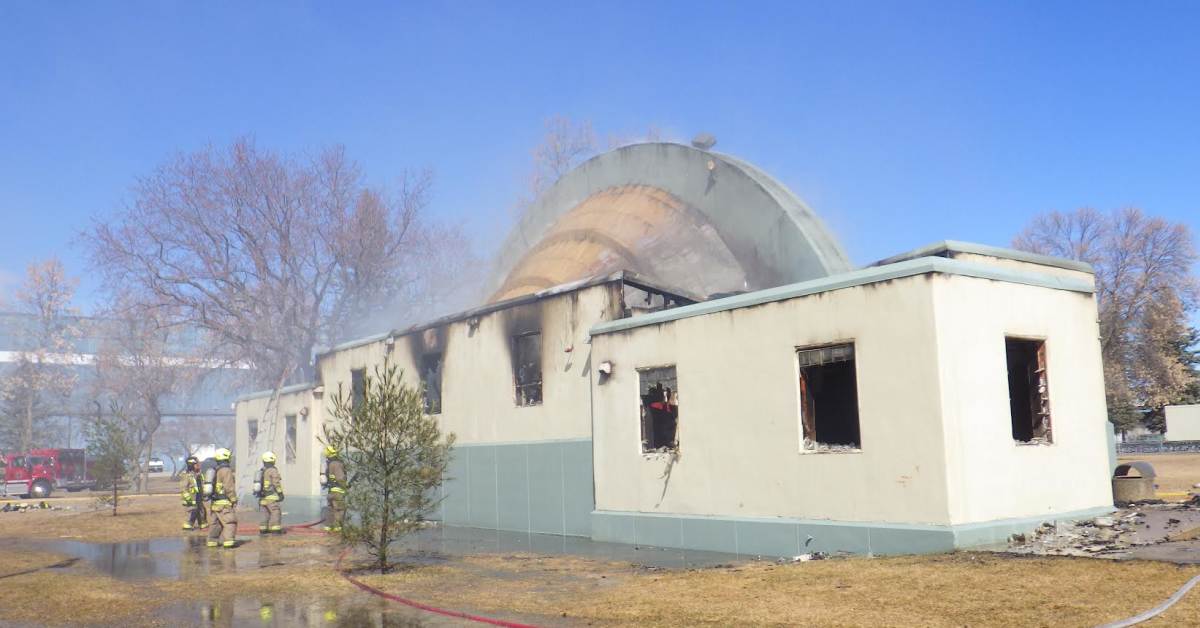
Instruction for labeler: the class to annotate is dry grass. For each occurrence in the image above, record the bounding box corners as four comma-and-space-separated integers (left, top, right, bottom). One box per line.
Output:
0, 494, 229, 542
1120, 452, 1200, 494
7, 495, 1200, 626
360, 552, 1200, 627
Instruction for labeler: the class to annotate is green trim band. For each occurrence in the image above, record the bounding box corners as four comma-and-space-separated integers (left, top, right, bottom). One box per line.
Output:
591, 506, 1115, 557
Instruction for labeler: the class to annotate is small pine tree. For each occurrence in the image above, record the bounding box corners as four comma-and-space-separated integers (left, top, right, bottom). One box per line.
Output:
324, 360, 455, 573
86, 403, 138, 516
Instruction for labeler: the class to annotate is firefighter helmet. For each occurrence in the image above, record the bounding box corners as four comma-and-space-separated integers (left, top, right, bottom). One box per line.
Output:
324, 445, 338, 458
261, 451, 277, 464
214, 448, 232, 462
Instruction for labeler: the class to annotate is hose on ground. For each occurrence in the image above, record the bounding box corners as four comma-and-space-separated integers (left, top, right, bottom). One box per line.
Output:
335, 546, 539, 628
1097, 574, 1200, 627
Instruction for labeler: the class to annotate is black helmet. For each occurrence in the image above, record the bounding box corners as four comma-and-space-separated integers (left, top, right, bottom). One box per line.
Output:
185, 455, 199, 467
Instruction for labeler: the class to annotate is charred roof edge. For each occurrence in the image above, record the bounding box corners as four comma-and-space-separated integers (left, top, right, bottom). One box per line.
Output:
314, 270, 697, 358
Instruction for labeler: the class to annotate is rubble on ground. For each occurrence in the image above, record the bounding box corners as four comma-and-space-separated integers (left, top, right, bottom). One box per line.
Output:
1005, 501, 1200, 558
0, 501, 64, 513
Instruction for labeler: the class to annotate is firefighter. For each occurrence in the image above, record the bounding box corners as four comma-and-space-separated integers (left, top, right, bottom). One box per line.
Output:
321, 445, 346, 532
179, 455, 206, 530
205, 447, 238, 548
255, 451, 284, 534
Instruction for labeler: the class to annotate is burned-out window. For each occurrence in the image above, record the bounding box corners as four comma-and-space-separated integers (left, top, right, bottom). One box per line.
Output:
351, 368, 366, 408
513, 332, 542, 406
247, 419, 259, 457
421, 353, 443, 415
798, 344, 861, 451
639, 366, 679, 452
285, 414, 297, 464
1006, 338, 1052, 443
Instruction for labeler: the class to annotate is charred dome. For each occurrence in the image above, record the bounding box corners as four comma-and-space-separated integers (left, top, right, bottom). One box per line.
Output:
488, 142, 852, 303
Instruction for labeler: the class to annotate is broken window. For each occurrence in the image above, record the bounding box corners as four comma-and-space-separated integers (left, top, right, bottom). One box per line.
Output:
285, 414, 297, 464
798, 343, 861, 451
247, 419, 258, 457
1005, 337, 1052, 443
513, 332, 542, 406
421, 353, 443, 415
351, 368, 366, 409
639, 366, 679, 452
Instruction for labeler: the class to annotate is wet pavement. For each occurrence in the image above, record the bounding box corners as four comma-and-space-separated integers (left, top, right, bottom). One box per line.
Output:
13, 521, 748, 626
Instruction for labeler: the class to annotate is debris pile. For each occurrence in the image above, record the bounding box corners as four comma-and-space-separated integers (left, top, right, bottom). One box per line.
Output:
1007, 503, 1200, 558
0, 501, 61, 513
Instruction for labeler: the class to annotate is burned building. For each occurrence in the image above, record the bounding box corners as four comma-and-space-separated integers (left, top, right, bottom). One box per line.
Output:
235, 142, 1112, 556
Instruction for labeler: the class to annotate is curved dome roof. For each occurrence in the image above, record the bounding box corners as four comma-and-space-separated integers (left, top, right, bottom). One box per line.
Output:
489, 142, 851, 302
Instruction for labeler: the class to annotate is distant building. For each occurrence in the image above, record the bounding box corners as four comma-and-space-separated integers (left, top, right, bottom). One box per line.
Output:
236, 143, 1112, 556
0, 313, 248, 449
1165, 404, 1200, 442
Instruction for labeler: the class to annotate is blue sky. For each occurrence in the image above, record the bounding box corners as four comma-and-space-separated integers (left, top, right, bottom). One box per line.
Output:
1, 1, 1198, 313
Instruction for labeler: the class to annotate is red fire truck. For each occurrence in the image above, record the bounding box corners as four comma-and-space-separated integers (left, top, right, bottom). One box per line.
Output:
0, 448, 93, 498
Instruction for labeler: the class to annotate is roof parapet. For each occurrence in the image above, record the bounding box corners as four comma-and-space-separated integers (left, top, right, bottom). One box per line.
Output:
871, 240, 1094, 274
590, 254, 1094, 337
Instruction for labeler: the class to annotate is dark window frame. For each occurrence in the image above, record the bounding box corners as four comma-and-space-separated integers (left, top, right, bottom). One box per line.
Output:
285, 414, 297, 464
1005, 336, 1053, 444
797, 342, 862, 451
512, 332, 543, 407
638, 365, 679, 453
350, 368, 367, 409
421, 353, 444, 415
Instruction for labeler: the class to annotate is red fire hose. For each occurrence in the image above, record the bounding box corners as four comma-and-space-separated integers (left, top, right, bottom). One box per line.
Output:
334, 546, 539, 628
229, 517, 539, 626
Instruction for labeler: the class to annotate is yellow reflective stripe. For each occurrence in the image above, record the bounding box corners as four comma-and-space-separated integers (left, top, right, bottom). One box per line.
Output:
330, 487, 346, 494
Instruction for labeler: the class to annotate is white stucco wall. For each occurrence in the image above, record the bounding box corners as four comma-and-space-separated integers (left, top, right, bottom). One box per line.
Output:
590, 275, 953, 525
931, 274, 1111, 524
1166, 404, 1200, 442
315, 282, 620, 446
235, 385, 321, 499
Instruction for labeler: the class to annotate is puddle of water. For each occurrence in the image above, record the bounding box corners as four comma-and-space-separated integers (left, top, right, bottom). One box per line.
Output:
153, 595, 442, 627
35, 534, 332, 581
38, 537, 190, 579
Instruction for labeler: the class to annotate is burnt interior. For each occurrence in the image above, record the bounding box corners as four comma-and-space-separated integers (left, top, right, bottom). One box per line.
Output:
639, 366, 679, 452
798, 344, 861, 449
503, 304, 544, 407
1006, 337, 1051, 443
408, 327, 447, 415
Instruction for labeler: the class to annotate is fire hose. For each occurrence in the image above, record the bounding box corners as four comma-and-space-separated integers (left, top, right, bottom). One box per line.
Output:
334, 546, 539, 628
230, 517, 538, 627
1096, 573, 1200, 628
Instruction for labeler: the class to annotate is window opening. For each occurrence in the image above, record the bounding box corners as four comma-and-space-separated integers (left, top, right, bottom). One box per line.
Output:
1005, 338, 1052, 443
247, 419, 259, 457
639, 366, 679, 453
798, 343, 861, 451
513, 332, 542, 406
285, 414, 297, 464
421, 353, 444, 414
351, 368, 366, 409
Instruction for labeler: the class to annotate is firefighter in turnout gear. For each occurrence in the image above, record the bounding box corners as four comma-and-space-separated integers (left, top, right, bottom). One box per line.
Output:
205, 448, 238, 548
179, 455, 207, 530
255, 451, 284, 534
321, 445, 346, 532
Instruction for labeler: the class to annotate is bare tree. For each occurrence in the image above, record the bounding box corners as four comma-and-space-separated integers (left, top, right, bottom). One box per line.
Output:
1014, 207, 1199, 431
93, 303, 199, 492
85, 138, 466, 457
0, 259, 80, 452
157, 416, 232, 476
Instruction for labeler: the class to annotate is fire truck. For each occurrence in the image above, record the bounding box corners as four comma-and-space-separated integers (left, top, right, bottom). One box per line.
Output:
0, 448, 93, 499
